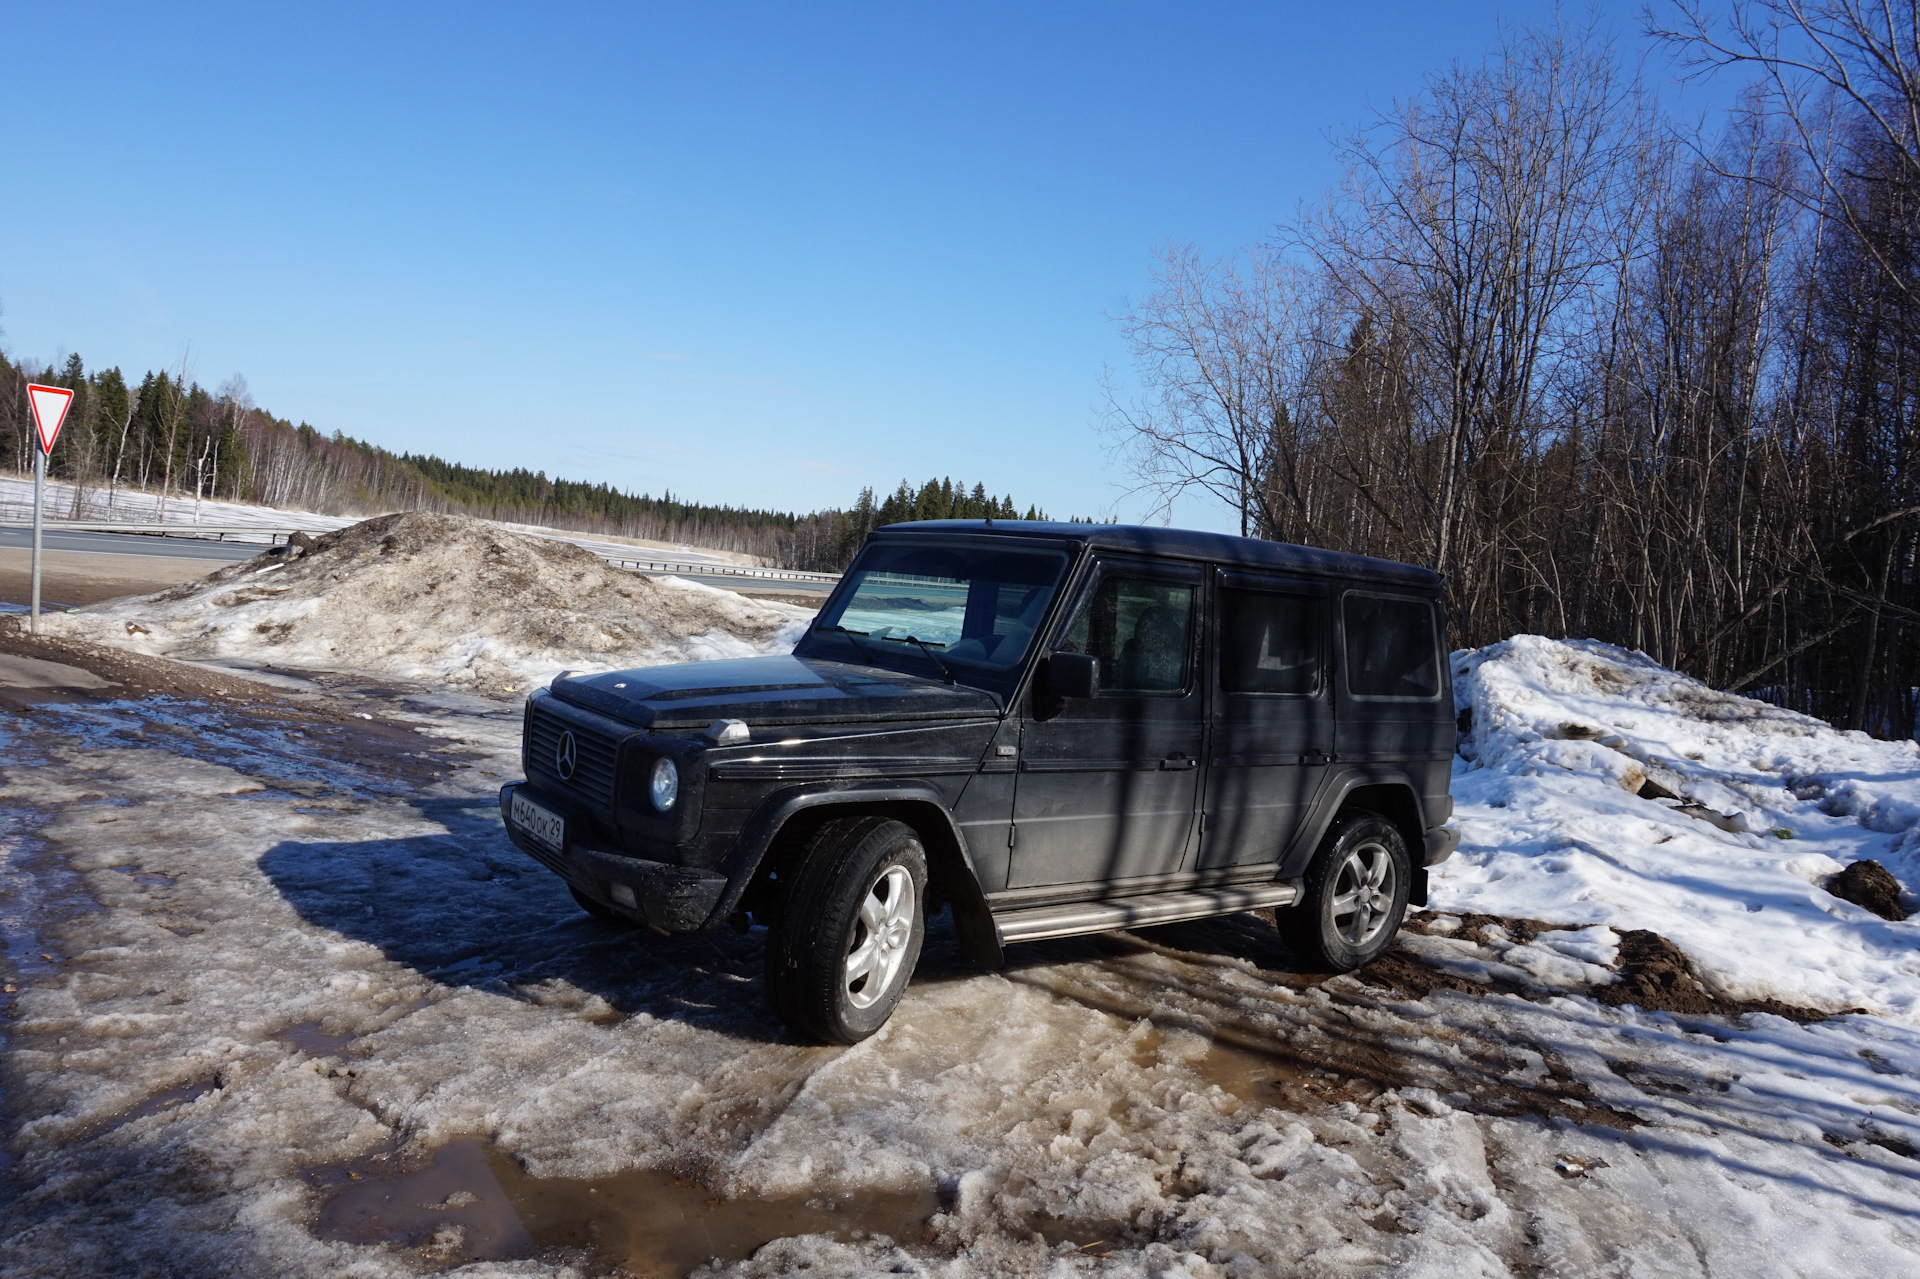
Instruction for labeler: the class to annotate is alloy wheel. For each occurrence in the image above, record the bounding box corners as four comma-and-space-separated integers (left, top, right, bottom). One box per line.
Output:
1329, 839, 1397, 946
844, 865, 916, 1009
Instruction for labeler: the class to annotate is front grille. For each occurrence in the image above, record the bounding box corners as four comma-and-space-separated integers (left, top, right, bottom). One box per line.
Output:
527, 702, 619, 811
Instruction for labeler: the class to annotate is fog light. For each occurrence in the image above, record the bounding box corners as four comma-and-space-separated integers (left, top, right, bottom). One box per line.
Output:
609, 883, 637, 909
649, 756, 679, 811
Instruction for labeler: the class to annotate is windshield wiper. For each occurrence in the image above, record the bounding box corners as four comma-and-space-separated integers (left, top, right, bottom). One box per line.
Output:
816, 624, 878, 664
897, 634, 958, 684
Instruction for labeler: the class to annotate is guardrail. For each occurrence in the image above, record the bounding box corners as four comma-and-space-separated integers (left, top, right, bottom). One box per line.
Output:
602, 556, 841, 585
1, 522, 843, 587
0, 521, 300, 543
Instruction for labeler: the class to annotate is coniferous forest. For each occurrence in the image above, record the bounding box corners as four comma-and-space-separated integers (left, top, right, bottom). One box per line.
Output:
0, 352, 1052, 574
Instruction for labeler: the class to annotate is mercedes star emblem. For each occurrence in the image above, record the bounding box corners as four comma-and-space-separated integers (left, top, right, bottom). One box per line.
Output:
555, 730, 578, 780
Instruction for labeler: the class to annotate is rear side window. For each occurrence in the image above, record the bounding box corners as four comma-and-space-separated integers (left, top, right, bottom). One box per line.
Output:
1343, 593, 1439, 698
1058, 576, 1194, 693
1220, 589, 1322, 695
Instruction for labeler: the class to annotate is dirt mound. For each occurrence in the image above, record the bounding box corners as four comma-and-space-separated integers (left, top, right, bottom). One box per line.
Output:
1825, 859, 1910, 921
40, 512, 814, 696
1592, 930, 1719, 1015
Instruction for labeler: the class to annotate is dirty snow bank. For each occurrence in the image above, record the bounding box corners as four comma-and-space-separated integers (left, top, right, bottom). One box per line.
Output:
1441, 635, 1920, 1019
35, 512, 813, 695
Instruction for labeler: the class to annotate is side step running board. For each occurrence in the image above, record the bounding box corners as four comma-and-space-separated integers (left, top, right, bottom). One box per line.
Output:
993, 882, 1301, 946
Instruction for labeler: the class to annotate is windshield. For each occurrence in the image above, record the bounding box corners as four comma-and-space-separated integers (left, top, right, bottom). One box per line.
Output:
798, 541, 1070, 692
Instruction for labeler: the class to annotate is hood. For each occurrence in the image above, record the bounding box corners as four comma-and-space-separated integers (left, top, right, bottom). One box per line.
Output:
547, 655, 1001, 730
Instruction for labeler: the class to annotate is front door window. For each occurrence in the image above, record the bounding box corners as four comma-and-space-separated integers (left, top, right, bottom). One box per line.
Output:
1055, 577, 1195, 693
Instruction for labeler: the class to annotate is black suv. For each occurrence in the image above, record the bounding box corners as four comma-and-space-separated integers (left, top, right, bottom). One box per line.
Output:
501, 522, 1457, 1042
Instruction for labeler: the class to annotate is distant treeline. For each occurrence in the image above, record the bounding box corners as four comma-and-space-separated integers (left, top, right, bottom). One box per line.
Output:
0, 352, 1066, 570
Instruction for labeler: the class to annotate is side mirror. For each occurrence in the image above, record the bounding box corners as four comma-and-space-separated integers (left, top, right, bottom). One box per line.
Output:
1048, 652, 1100, 700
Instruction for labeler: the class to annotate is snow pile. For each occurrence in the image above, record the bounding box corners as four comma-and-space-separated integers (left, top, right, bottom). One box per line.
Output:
34, 511, 813, 694
1441, 635, 1920, 1018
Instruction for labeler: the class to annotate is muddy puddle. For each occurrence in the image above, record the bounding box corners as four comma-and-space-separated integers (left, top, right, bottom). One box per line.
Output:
303, 1025, 1326, 1273
1130, 1021, 1361, 1111
312, 1137, 939, 1276
1183, 1033, 1313, 1103
283, 1019, 356, 1057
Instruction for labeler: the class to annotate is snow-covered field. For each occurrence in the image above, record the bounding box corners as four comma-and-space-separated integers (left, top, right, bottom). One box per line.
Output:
0, 472, 354, 535
4, 627, 1920, 1276
0, 474, 755, 566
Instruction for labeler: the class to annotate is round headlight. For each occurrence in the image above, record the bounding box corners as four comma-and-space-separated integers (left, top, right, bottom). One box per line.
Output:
649, 756, 679, 812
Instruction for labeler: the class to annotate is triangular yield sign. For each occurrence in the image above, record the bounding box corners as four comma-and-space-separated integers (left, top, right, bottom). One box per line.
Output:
26, 384, 75, 454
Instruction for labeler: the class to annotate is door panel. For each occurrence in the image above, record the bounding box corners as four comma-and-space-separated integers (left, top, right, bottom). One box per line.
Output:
1199, 577, 1333, 870
1008, 563, 1204, 889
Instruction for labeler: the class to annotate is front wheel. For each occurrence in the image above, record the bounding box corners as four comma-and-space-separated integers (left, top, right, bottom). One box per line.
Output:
765, 817, 927, 1043
1277, 811, 1410, 971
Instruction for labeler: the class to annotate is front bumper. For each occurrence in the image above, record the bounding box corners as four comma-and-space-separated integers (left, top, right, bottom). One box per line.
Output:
499, 782, 729, 932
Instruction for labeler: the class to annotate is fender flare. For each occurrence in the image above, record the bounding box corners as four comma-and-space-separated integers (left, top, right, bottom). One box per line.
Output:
1280, 767, 1435, 905
708, 779, 1004, 966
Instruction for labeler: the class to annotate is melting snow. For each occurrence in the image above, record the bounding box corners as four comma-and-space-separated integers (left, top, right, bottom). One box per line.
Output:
1442, 636, 1920, 1019
4, 635, 1920, 1274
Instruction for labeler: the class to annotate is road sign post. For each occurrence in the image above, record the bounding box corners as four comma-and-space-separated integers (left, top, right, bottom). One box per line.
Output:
24, 384, 75, 635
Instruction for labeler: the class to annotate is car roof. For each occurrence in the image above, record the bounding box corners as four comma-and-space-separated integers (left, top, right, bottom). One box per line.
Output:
876, 520, 1442, 589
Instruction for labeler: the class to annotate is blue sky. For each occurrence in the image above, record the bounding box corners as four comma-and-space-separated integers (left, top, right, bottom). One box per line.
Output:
2, 1, 1686, 530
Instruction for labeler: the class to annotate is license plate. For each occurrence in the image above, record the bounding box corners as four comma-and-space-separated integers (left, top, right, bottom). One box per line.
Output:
511, 790, 565, 854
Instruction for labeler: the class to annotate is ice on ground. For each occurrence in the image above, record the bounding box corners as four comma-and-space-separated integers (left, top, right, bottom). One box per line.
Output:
1442, 635, 1920, 1019
10, 633, 1920, 1276
7, 703, 1920, 1278
35, 511, 813, 695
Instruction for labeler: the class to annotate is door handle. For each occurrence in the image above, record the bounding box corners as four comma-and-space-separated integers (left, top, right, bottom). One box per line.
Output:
1161, 754, 1197, 770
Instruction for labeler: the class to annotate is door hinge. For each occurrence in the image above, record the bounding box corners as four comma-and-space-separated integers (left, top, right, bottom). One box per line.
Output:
1199, 812, 1208, 834
1007, 824, 1018, 849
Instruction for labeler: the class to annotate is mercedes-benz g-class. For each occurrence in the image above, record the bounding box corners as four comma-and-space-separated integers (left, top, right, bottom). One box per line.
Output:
501, 522, 1457, 1042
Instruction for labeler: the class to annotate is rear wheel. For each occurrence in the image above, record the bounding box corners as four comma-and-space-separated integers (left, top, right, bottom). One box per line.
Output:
1277, 811, 1409, 971
765, 817, 927, 1043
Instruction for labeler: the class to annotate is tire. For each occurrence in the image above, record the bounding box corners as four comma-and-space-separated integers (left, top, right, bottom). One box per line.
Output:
1277, 811, 1410, 971
570, 884, 640, 927
765, 817, 927, 1044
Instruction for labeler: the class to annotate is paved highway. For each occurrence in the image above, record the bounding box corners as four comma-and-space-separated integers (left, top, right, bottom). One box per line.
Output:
0, 527, 834, 598
0, 527, 267, 561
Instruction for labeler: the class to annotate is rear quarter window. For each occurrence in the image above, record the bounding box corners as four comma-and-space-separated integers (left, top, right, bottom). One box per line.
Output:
1343, 593, 1439, 699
